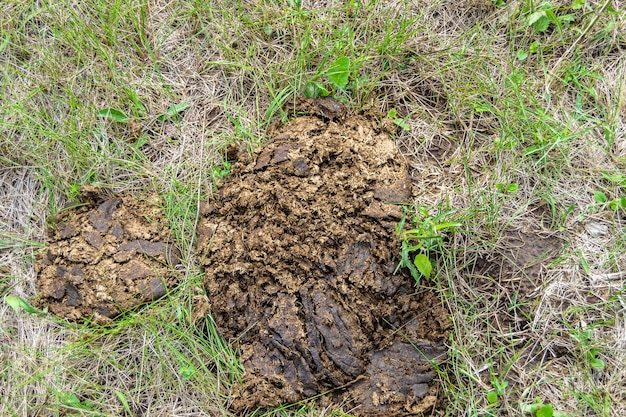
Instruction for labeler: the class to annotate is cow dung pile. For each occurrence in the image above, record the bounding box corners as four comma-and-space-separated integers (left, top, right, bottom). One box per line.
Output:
197, 110, 450, 415
35, 190, 181, 323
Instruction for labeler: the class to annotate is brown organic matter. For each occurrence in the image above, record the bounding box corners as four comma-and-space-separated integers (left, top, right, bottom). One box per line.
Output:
198, 113, 450, 415
35, 191, 181, 323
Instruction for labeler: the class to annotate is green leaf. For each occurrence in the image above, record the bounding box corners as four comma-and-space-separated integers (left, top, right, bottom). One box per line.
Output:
594, 191, 607, 203
529, 41, 540, 53
487, 391, 498, 404
179, 365, 196, 380
473, 103, 492, 112
570, 0, 585, 9
521, 402, 541, 414
580, 253, 590, 275
496, 183, 517, 193
58, 392, 81, 408
528, 11, 551, 32
601, 172, 626, 185
326, 56, 351, 90
97, 108, 129, 123
618, 196, 626, 209
536, 404, 554, 417
304, 82, 329, 98
5, 295, 47, 314
400, 240, 421, 284
413, 254, 432, 279
158, 102, 191, 122
517, 49, 529, 60
115, 391, 132, 415
288, 0, 302, 9
0, 32, 11, 53
589, 357, 605, 369
387, 108, 398, 119
393, 118, 411, 131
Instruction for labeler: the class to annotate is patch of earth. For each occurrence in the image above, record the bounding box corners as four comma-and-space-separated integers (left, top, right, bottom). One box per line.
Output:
198, 108, 451, 416
470, 228, 563, 329
34, 188, 182, 324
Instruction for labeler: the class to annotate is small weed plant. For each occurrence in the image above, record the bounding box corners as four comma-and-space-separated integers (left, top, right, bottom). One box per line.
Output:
396, 207, 461, 285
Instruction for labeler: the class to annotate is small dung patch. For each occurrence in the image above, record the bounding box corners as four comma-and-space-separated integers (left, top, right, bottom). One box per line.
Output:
35, 190, 181, 323
198, 111, 451, 415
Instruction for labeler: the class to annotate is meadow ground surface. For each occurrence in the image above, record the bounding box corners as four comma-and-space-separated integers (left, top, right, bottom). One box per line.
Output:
1, 0, 625, 416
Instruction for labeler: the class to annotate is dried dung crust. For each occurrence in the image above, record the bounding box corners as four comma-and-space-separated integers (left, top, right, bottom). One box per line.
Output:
35, 193, 181, 323
198, 114, 450, 415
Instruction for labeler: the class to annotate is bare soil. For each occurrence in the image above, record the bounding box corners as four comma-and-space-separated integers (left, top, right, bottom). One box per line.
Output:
471, 228, 563, 328
198, 106, 451, 416
34, 189, 181, 323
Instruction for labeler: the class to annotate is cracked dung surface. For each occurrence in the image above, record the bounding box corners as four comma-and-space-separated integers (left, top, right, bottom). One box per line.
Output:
198, 112, 451, 416
35, 190, 181, 323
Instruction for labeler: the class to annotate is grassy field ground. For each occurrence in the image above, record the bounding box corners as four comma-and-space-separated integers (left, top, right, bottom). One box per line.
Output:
1, 0, 625, 415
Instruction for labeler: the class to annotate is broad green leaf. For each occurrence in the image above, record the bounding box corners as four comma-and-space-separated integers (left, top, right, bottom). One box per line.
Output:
593, 191, 607, 203
570, 0, 585, 9
536, 404, 554, 417
517, 49, 529, 60
527, 11, 547, 27
304, 82, 329, 98
413, 254, 432, 279
326, 56, 350, 90
589, 357, 605, 369
487, 391, 498, 404
506, 183, 519, 193
529, 41, 540, 53
528, 11, 551, 32
387, 108, 398, 119
97, 108, 129, 123
5, 295, 47, 314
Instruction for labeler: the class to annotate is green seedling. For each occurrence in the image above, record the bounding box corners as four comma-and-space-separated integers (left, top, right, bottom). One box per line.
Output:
496, 182, 519, 194
396, 207, 461, 284
521, 399, 571, 417
486, 374, 509, 407
570, 328, 606, 370
387, 108, 411, 131
179, 365, 197, 380
213, 161, 231, 179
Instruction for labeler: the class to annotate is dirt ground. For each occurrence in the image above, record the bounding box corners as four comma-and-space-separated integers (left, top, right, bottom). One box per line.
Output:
34, 189, 182, 323
470, 228, 563, 328
198, 102, 451, 416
